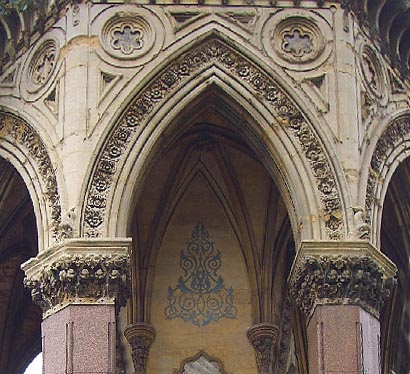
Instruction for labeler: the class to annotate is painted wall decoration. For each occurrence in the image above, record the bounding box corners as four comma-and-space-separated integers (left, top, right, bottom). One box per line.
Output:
164, 222, 237, 327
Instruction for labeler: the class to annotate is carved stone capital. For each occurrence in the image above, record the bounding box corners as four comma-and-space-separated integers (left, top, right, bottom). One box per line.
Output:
21, 238, 131, 317
289, 241, 397, 319
247, 323, 279, 374
124, 322, 156, 374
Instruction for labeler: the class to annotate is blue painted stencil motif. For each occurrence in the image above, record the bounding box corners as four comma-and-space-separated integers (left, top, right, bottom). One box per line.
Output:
164, 222, 237, 326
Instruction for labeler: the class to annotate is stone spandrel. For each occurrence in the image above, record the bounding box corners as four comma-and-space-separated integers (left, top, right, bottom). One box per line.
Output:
289, 240, 397, 320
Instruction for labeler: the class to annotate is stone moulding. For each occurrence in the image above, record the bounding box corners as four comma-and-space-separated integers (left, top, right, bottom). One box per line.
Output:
289, 241, 397, 320
365, 115, 410, 229
247, 323, 279, 374
21, 238, 131, 317
124, 322, 156, 374
82, 36, 344, 240
277, 297, 294, 374
0, 112, 61, 241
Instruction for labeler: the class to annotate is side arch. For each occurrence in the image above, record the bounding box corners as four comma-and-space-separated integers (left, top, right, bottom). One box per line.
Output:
363, 111, 410, 246
0, 111, 62, 250
80, 35, 346, 242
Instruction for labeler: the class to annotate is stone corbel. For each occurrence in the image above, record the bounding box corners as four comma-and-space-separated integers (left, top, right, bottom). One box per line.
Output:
289, 240, 397, 320
21, 238, 131, 317
124, 322, 156, 374
247, 322, 279, 374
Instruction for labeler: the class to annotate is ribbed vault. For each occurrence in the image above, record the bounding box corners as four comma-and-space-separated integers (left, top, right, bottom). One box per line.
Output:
126, 89, 308, 374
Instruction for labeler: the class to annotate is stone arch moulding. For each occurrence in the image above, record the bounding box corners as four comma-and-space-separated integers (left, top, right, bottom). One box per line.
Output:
80, 35, 345, 241
0, 111, 62, 250
364, 112, 410, 246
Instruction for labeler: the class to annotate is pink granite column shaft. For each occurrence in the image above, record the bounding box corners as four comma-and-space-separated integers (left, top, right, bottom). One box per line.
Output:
42, 304, 116, 374
307, 305, 381, 374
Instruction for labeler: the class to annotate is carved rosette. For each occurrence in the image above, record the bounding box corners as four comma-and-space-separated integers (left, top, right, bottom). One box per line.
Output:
247, 323, 279, 374
22, 239, 131, 317
289, 241, 397, 320
124, 323, 156, 374
101, 14, 155, 60
262, 11, 332, 72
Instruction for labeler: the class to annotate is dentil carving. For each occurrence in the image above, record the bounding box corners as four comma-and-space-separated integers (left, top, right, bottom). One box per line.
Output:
83, 37, 343, 240
290, 255, 395, 319
124, 323, 156, 374
24, 253, 130, 315
247, 323, 279, 374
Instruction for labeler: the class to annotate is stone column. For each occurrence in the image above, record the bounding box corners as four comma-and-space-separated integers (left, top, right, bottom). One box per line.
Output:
22, 238, 131, 374
289, 241, 396, 374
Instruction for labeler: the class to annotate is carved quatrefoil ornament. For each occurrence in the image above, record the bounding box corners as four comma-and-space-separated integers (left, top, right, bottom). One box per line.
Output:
262, 11, 332, 71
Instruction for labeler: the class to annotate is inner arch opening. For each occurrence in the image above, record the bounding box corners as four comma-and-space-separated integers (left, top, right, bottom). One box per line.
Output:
0, 157, 41, 374
121, 88, 307, 374
380, 157, 410, 373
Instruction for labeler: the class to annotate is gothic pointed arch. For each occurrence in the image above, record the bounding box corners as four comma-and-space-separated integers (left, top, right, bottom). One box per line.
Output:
80, 35, 346, 242
363, 111, 410, 246
129, 104, 299, 374
0, 111, 62, 250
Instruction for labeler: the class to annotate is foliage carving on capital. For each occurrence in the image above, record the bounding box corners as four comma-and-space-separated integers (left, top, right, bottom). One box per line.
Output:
290, 254, 395, 319
124, 323, 156, 374
24, 253, 130, 316
247, 323, 279, 374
